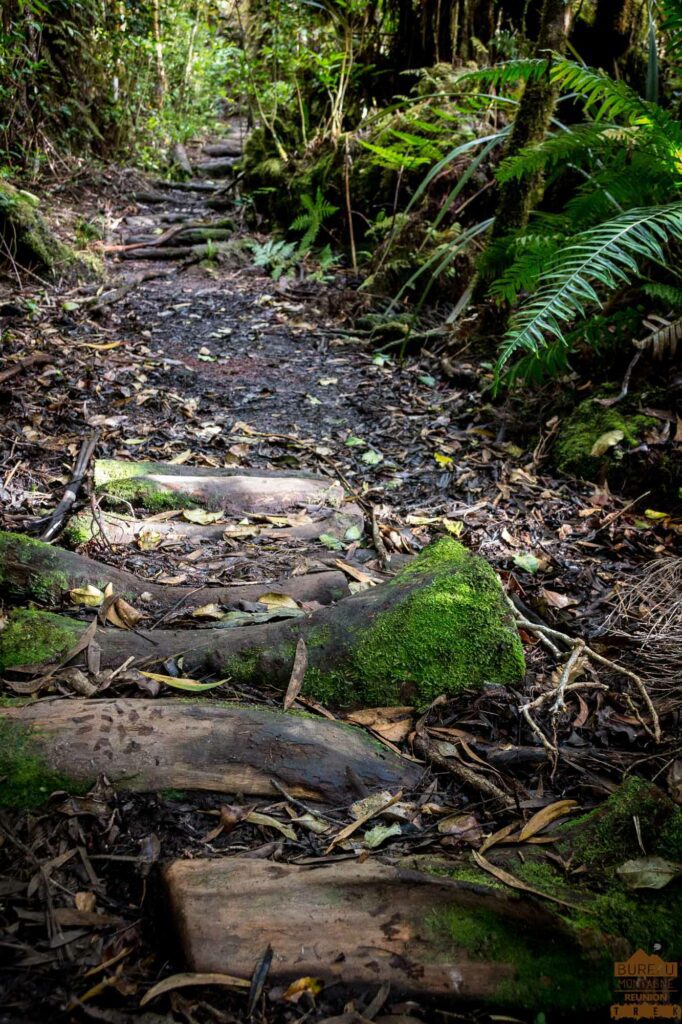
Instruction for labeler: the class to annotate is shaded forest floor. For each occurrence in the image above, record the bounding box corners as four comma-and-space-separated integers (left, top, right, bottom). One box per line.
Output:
0, 166, 680, 1024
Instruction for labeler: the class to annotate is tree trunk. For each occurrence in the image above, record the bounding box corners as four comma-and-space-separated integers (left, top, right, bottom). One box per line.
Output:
0, 698, 419, 804
0, 531, 349, 611
150, 0, 168, 108
490, 0, 573, 240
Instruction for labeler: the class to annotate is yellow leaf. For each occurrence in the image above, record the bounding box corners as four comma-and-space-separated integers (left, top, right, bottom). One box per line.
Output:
434, 452, 453, 467
139, 671, 226, 692
257, 592, 299, 610
191, 603, 226, 619
80, 341, 122, 351
518, 799, 579, 841
245, 811, 297, 840
70, 585, 105, 607
140, 973, 249, 1007
644, 509, 668, 520
283, 977, 324, 1002
138, 528, 162, 551
169, 449, 192, 464
590, 429, 624, 456
182, 509, 224, 525
442, 518, 464, 537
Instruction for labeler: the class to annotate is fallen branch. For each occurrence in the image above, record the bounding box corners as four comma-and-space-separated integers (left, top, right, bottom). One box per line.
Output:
27, 435, 98, 543
0, 351, 51, 385
0, 699, 420, 803
0, 530, 349, 610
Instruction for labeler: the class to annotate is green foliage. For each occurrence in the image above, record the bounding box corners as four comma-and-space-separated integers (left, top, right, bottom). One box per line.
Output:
245, 238, 298, 280
290, 188, 338, 251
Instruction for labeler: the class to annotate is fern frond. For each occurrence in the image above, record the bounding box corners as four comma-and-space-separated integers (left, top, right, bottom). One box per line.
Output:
488, 233, 567, 304
499, 203, 682, 366
642, 281, 682, 306
496, 124, 641, 184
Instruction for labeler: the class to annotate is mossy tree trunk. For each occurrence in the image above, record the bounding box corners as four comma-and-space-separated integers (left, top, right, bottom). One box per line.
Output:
489, 0, 574, 241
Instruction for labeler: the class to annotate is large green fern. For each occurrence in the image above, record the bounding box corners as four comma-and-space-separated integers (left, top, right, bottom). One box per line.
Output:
498, 203, 682, 367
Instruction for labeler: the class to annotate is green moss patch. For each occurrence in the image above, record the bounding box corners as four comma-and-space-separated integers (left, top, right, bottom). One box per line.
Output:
0, 609, 84, 672
302, 538, 525, 709
556, 399, 656, 482
0, 181, 82, 277
0, 714, 87, 808
100, 477, 198, 512
0, 531, 70, 603
428, 905, 612, 1012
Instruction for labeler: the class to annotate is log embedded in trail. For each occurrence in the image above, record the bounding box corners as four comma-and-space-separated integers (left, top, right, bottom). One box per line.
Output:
162, 857, 575, 999
202, 140, 244, 158
0, 699, 418, 803
64, 505, 364, 547
194, 158, 237, 178
169, 142, 193, 177
0, 531, 348, 610
0, 540, 525, 708
93, 459, 346, 513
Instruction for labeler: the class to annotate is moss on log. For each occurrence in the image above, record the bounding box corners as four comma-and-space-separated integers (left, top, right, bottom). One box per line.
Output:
0, 530, 348, 610
0, 540, 524, 708
0, 181, 82, 277
93, 459, 345, 513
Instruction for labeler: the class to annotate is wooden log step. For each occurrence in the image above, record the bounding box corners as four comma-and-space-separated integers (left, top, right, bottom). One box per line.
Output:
0, 699, 419, 802
0, 531, 349, 609
202, 140, 244, 157
64, 506, 364, 548
93, 459, 346, 513
194, 158, 238, 178
163, 857, 577, 999
0, 541, 525, 709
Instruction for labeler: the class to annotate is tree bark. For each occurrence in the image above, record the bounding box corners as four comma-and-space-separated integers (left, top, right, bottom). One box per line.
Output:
490, 0, 573, 240
0, 699, 419, 802
64, 505, 364, 548
162, 857, 583, 1000
0, 531, 349, 610
93, 460, 346, 514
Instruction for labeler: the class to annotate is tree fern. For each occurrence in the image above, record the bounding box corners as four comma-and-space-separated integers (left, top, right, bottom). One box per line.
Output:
499, 203, 682, 369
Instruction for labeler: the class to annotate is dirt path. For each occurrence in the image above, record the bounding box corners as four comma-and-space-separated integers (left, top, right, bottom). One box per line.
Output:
0, 167, 678, 1023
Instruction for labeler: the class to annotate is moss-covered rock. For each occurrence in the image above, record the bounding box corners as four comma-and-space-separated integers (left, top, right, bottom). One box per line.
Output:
0, 181, 83, 277
300, 538, 525, 708
0, 608, 84, 672
555, 399, 657, 483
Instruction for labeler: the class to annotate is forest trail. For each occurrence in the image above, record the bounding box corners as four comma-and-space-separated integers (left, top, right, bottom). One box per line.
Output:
0, 144, 678, 1023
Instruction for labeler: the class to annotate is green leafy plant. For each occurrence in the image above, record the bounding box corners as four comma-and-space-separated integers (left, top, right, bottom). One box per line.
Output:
245, 238, 298, 279
290, 188, 338, 251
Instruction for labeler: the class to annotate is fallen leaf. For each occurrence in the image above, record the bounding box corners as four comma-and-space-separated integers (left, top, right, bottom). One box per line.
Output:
140, 973, 249, 1007
245, 811, 297, 841
616, 856, 682, 890
518, 800, 579, 841
345, 435, 365, 447
590, 429, 624, 456
472, 851, 580, 908
363, 822, 402, 848
112, 597, 145, 628
283, 637, 308, 710
139, 671, 226, 692
513, 552, 541, 574
75, 891, 96, 913
283, 977, 324, 1003
70, 585, 105, 608
192, 603, 226, 620
182, 509, 224, 524
327, 791, 403, 852
334, 560, 378, 585
344, 524, 362, 541
257, 592, 300, 610
442, 518, 464, 537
